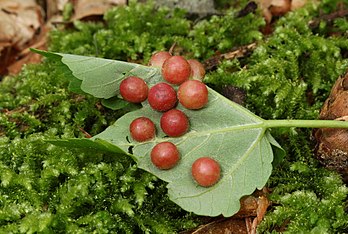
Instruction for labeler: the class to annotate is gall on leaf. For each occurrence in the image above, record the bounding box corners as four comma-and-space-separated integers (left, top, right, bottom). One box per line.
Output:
94, 87, 283, 217
36, 51, 285, 217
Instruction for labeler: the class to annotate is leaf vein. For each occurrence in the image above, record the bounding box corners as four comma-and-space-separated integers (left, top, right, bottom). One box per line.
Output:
181, 134, 212, 159
226, 129, 265, 179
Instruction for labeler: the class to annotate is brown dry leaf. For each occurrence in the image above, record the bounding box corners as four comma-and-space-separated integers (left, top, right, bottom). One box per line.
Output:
291, 0, 307, 10
185, 218, 248, 234
182, 190, 270, 234
0, 0, 43, 51
7, 25, 49, 74
46, 0, 69, 20
1, 0, 127, 75
269, 0, 291, 16
257, 0, 307, 23
0, 0, 44, 75
72, 0, 126, 20
314, 72, 348, 182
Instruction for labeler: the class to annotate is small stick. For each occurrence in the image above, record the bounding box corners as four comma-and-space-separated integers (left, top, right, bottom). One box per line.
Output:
169, 42, 177, 55
203, 42, 257, 71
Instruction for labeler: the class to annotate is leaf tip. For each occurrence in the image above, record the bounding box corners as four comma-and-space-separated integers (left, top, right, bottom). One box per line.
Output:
30, 48, 63, 60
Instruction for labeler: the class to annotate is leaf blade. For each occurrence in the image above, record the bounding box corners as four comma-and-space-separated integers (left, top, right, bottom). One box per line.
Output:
35, 51, 281, 217
93, 87, 275, 217
58, 53, 161, 99
31, 50, 162, 99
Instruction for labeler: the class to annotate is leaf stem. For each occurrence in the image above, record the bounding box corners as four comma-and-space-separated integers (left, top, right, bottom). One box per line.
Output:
264, 119, 348, 129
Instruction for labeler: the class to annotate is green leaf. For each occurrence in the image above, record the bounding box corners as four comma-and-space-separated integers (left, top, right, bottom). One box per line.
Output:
101, 97, 131, 110
67, 76, 84, 94
46, 138, 128, 156
56, 52, 161, 99
30, 48, 62, 60
31, 49, 85, 94
265, 131, 286, 167
93, 88, 282, 217
37, 50, 285, 217
32, 49, 161, 102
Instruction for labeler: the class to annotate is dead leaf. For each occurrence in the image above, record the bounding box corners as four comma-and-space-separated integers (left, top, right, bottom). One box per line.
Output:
181, 189, 270, 234
314, 72, 348, 182
269, 0, 291, 16
0, 0, 43, 50
72, 0, 126, 20
257, 0, 308, 23
0, 0, 44, 75
186, 218, 247, 234
291, 0, 307, 10
46, 0, 69, 20
7, 25, 49, 74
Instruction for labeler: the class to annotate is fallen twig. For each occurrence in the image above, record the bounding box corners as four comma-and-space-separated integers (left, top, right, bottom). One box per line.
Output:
203, 42, 257, 71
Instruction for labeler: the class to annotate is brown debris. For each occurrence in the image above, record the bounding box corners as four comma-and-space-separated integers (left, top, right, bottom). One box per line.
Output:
314, 72, 348, 182
268, 0, 292, 17
186, 218, 248, 234
0, 0, 127, 76
220, 85, 247, 106
7, 25, 49, 74
182, 189, 270, 234
203, 43, 257, 71
0, 0, 44, 75
242, 190, 270, 234
71, 0, 126, 20
309, 8, 348, 29
237, 1, 258, 18
0, 0, 43, 50
257, 0, 307, 23
46, 0, 69, 20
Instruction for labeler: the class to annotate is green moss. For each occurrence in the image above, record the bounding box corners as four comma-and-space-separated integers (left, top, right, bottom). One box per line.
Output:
0, 61, 198, 232
49, 2, 190, 62
181, 9, 264, 59
0, 132, 198, 233
0, 62, 110, 139
2, 1, 348, 233
255, 128, 348, 233
49, 1, 264, 62
258, 160, 348, 233
0, 2, 209, 232
206, 5, 348, 120
206, 2, 348, 233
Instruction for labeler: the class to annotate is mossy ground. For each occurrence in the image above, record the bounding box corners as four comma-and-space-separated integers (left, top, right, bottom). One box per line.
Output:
1, 1, 348, 233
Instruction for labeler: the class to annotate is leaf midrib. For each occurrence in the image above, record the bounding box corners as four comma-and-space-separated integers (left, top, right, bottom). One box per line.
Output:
109, 122, 267, 152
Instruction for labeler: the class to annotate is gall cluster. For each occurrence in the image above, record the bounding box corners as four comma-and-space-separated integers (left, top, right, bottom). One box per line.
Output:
119, 51, 221, 187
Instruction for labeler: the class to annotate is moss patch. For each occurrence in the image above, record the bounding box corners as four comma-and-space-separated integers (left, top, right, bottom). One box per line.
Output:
1, 1, 348, 233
